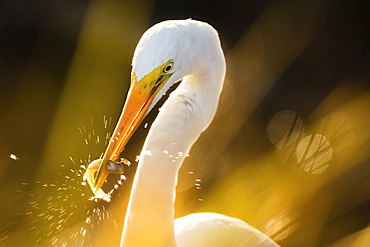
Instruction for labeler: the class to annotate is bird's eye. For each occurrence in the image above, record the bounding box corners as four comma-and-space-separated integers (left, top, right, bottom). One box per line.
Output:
163, 62, 174, 73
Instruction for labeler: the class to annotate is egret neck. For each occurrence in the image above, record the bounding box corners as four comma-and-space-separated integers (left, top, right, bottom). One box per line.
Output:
121, 63, 225, 247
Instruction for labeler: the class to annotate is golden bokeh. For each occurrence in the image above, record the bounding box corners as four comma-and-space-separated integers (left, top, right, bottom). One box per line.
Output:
0, 0, 368, 246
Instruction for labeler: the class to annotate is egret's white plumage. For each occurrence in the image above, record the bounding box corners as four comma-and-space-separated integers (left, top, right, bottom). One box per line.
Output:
175, 213, 279, 247
86, 19, 279, 247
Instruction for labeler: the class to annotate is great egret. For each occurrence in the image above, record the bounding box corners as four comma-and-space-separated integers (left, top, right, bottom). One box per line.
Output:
85, 19, 279, 247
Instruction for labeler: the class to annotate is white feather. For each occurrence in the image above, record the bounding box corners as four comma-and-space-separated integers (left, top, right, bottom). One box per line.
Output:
120, 19, 279, 247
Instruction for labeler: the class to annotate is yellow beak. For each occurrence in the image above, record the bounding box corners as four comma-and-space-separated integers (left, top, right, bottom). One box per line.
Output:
88, 63, 173, 193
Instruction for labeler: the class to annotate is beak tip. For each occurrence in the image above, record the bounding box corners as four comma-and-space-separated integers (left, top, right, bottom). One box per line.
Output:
84, 158, 108, 194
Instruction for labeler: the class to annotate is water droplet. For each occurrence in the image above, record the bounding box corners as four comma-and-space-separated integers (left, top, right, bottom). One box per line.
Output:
10, 154, 18, 160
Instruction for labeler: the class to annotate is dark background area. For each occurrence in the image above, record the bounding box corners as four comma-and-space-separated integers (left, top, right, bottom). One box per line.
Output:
0, 0, 369, 246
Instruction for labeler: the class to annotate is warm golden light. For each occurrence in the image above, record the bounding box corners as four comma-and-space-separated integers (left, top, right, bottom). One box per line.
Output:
0, 0, 367, 246
296, 134, 332, 174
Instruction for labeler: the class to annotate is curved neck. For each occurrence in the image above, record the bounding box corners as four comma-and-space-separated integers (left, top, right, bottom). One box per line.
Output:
121, 59, 225, 247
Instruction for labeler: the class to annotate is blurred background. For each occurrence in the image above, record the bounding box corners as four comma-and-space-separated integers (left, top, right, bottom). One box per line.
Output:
0, 0, 369, 246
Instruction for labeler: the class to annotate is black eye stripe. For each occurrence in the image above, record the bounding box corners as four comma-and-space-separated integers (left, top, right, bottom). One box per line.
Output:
154, 75, 164, 87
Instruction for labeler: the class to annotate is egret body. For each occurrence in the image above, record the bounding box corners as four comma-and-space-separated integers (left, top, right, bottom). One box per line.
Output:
85, 19, 279, 247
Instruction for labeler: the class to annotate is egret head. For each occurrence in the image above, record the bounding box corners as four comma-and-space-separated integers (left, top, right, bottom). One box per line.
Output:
88, 20, 223, 193
131, 19, 222, 111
